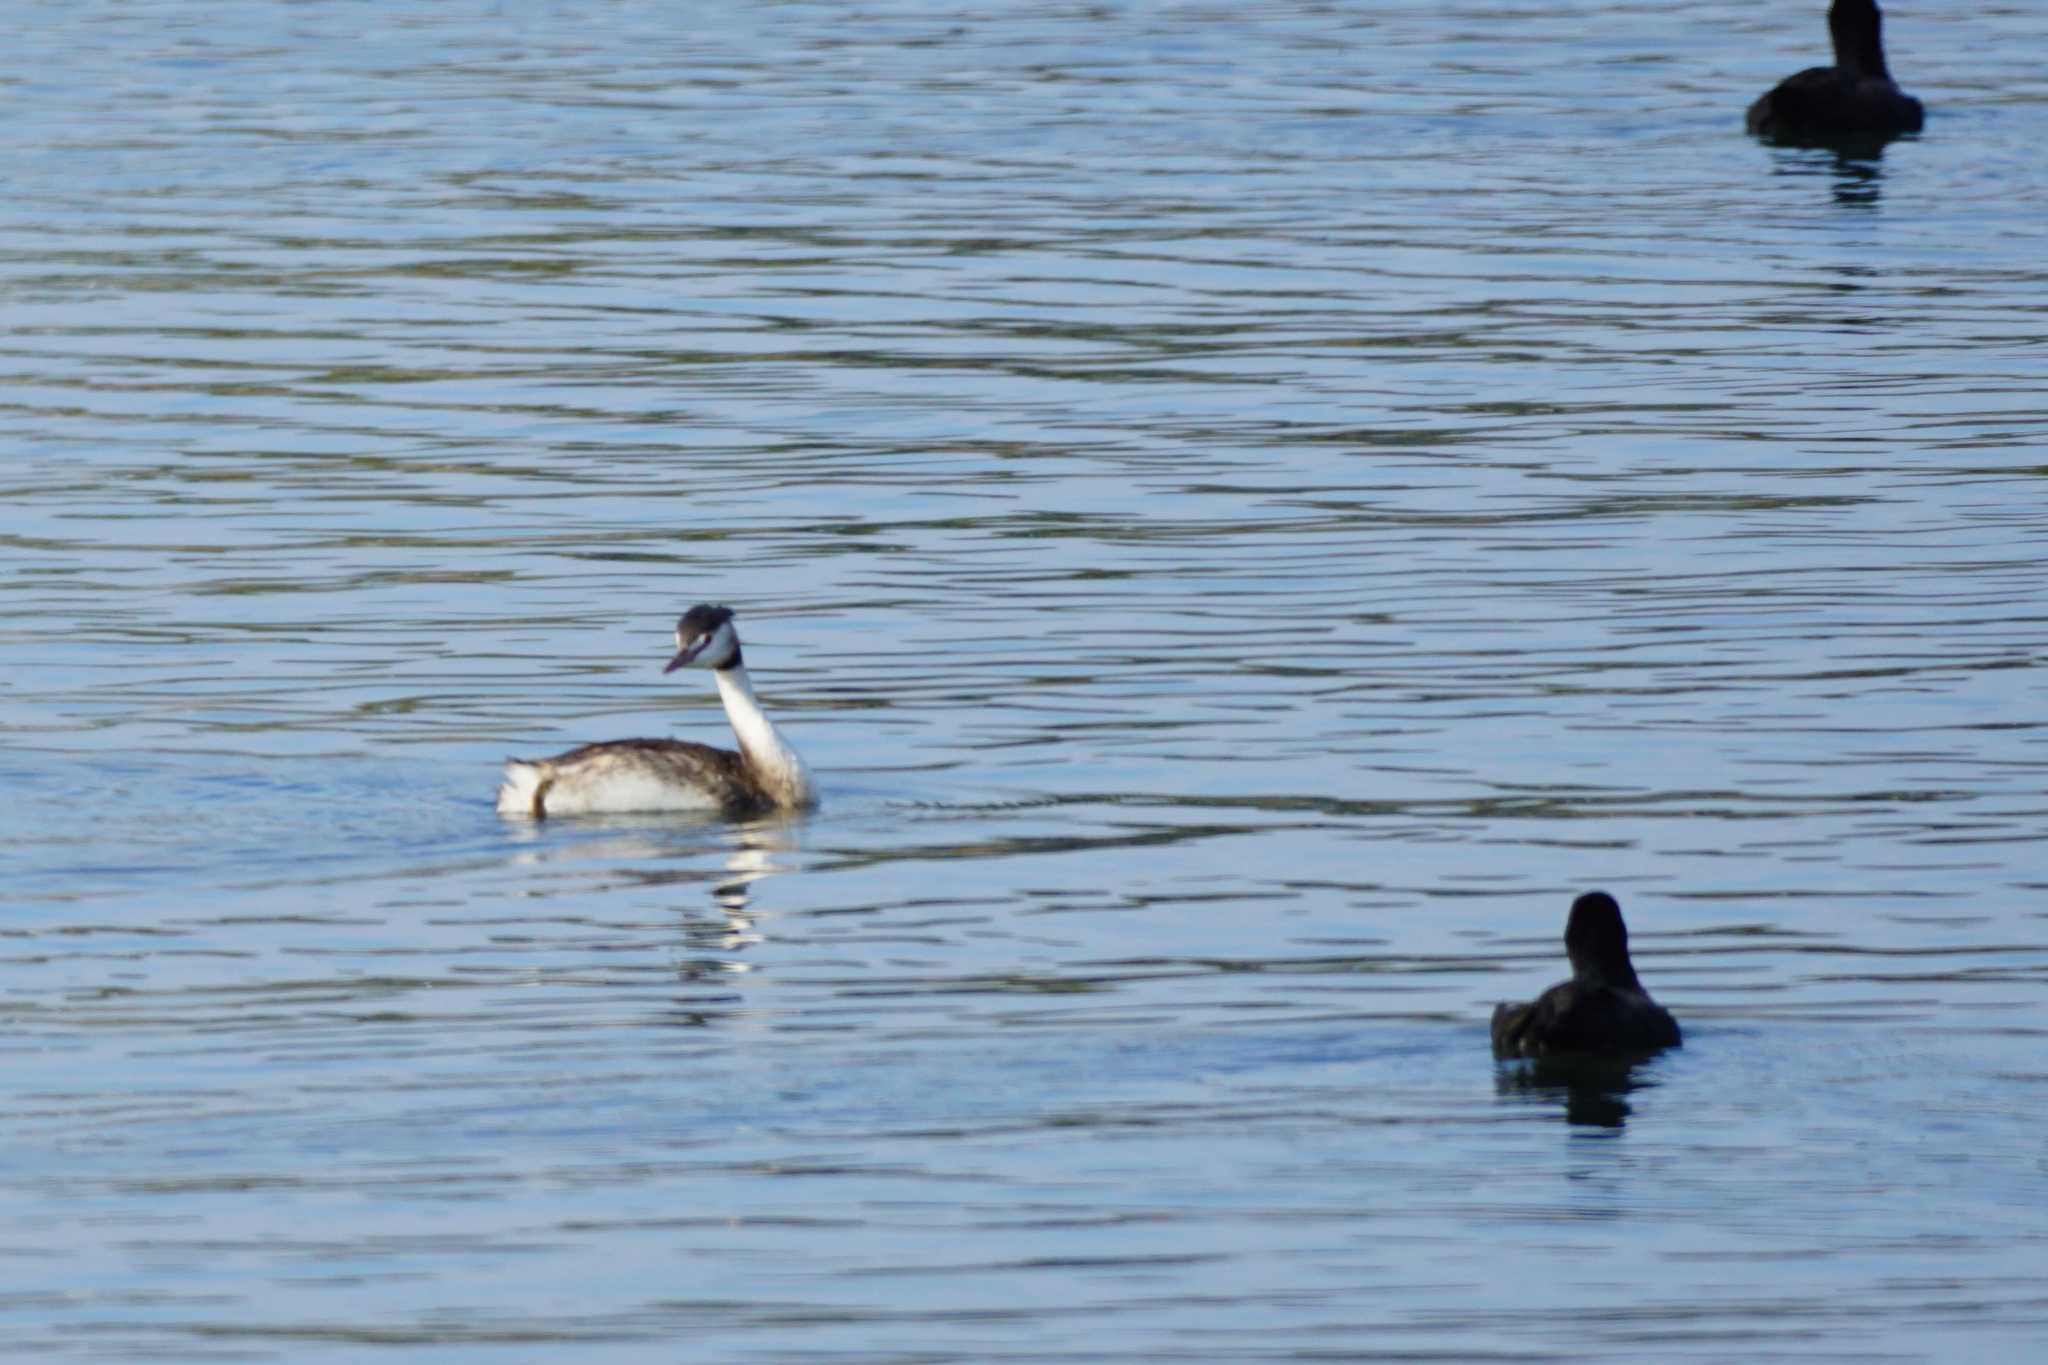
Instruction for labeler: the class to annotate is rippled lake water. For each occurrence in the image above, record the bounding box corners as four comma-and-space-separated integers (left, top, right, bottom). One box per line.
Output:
5, 0, 2048, 1358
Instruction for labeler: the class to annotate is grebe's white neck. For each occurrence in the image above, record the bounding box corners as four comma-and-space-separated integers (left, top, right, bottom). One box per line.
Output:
714, 664, 815, 810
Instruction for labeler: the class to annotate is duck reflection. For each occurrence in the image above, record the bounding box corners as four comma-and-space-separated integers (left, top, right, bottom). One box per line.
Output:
1763, 143, 1894, 207
1495, 1053, 1664, 1130
1826, 151, 1887, 207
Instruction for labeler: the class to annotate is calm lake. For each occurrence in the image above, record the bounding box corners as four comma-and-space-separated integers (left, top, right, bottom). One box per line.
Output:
5, 0, 2048, 1358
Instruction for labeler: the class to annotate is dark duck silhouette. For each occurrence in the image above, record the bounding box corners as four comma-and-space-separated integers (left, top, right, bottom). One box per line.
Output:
1746, 0, 1923, 142
1491, 892, 1682, 1059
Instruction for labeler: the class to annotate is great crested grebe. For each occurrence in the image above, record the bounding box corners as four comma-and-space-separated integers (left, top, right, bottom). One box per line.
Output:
1491, 892, 1682, 1059
1746, 0, 1924, 141
496, 605, 816, 819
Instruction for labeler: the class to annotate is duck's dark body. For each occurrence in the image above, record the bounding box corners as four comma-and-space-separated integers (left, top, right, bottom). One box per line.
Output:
1746, 66, 1923, 139
1491, 892, 1681, 1059
1746, 0, 1923, 141
1491, 978, 1682, 1059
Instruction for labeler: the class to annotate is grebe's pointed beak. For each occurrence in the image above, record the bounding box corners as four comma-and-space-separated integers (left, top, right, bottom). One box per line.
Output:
664, 636, 707, 673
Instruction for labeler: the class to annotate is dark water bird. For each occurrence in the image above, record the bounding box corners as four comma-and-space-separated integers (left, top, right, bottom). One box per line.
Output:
1746, 0, 1923, 142
496, 605, 816, 819
1491, 892, 1682, 1059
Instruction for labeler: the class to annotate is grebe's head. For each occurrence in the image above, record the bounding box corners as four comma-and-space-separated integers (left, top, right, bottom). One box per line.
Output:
664, 604, 741, 673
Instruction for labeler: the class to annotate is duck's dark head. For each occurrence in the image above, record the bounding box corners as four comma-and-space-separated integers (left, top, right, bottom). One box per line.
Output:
1829, 0, 1892, 80
1564, 891, 1643, 990
664, 604, 741, 673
